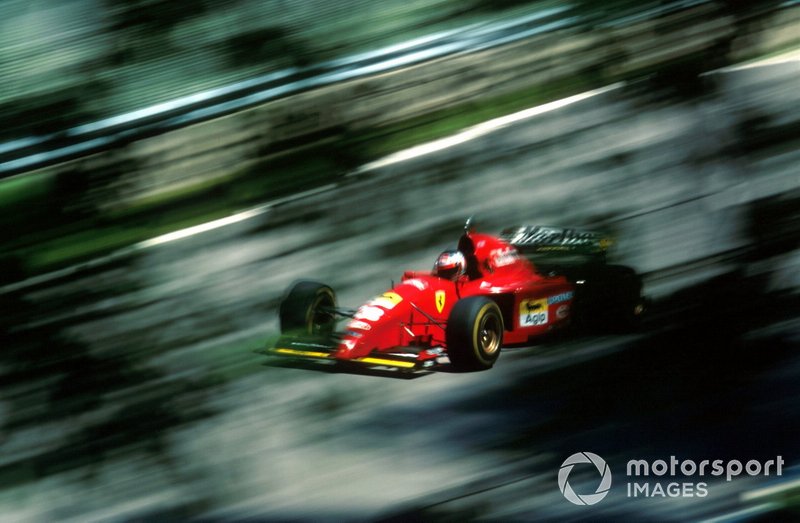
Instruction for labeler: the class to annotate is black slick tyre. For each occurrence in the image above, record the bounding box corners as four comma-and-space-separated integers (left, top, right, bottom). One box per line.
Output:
279, 281, 337, 336
446, 296, 504, 371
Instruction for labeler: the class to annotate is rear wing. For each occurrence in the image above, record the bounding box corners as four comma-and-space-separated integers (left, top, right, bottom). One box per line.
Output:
500, 225, 612, 257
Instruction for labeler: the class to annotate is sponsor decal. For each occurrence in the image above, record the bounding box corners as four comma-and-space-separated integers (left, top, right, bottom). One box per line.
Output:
369, 291, 403, 310
355, 306, 384, 322
557, 304, 570, 319
509, 226, 600, 247
435, 290, 446, 314
403, 278, 428, 291
289, 341, 331, 349
342, 339, 356, 350
348, 320, 372, 331
548, 291, 574, 305
480, 281, 505, 292
491, 247, 518, 267
520, 298, 548, 327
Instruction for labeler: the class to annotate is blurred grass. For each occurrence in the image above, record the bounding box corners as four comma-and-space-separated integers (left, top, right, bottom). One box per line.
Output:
2, 146, 342, 276
0, 172, 51, 207
349, 74, 601, 159
204, 332, 281, 383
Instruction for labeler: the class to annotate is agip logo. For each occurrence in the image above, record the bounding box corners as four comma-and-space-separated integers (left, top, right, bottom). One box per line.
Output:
558, 452, 612, 505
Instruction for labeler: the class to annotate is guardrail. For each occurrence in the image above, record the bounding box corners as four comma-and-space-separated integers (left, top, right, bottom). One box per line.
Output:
0, 6, 574, 178
0, 1, 728, 180
2, 0, 798, 212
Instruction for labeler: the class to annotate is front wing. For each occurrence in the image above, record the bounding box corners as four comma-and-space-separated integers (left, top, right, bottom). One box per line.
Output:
261, 335, 442, 370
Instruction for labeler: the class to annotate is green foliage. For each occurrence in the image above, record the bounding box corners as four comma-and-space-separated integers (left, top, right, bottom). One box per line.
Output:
224, 27, 312, 69
104, 0, 208, 33
569, 0, 661, 23
0, 79, 109, 142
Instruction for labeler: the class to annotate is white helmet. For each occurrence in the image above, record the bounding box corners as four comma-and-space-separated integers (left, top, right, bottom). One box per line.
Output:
434, 250, 466, 280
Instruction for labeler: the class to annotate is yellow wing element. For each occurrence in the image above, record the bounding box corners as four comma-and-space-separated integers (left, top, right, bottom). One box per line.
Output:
272, 348, 416, 369
370, 291, 404, 310
274, 348, 331, 359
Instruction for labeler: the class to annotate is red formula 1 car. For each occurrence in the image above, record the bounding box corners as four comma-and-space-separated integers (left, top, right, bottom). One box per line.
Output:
268, 221, 645, 371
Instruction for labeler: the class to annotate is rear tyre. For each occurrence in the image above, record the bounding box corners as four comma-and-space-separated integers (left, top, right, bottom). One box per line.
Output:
610, 274, 646, 333
279, 281, 337, 336
615, 293, 647, 333
446, 297, 504, 371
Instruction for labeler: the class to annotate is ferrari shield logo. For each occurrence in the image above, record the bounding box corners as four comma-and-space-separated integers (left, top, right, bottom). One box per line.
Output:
435, 290, 446, 313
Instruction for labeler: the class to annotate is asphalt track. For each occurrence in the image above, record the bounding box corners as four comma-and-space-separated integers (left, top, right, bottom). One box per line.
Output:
2, 59, 800, 521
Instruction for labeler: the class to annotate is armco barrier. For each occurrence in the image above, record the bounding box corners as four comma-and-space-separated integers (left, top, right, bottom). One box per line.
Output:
19, 3, 800, 208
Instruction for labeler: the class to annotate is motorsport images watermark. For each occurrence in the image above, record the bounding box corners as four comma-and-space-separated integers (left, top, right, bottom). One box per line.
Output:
558, 452, 612, 505
558, 453, 785, 505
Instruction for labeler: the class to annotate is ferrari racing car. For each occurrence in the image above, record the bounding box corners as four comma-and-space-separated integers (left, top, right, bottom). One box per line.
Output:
267, 221, 645, 371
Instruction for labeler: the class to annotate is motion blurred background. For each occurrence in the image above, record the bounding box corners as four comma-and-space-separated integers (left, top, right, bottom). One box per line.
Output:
1, 0, 799, 521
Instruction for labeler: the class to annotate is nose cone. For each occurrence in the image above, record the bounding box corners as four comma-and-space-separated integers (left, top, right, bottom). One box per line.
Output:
335, 278, 434, 358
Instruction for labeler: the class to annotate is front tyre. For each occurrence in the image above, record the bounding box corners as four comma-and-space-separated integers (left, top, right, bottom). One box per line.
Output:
279, 281, 337, 336
446, 297, 504, 371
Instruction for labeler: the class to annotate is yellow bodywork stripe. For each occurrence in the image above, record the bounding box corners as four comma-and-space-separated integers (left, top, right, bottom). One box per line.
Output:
274, 348, 331, 358
274, 348, 417, 369
355, 357, 416, 369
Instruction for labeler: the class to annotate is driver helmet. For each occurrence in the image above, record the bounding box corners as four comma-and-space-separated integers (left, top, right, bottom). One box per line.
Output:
434, 250, 466, 280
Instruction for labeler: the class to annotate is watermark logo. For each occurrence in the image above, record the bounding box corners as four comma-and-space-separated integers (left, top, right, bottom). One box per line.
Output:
558, 452, 612, 505
626, 456, 784, 498
558, 453, 785, 504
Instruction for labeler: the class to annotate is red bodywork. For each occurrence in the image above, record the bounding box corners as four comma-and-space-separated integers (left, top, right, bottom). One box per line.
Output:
333, 232, 574, 366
